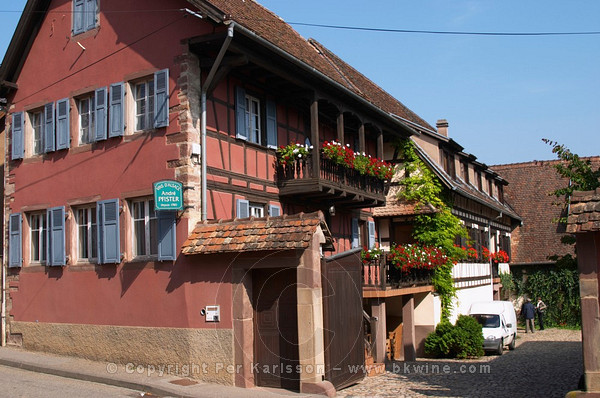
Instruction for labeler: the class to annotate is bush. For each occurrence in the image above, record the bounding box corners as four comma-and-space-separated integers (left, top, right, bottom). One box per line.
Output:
424, 315, 484, 359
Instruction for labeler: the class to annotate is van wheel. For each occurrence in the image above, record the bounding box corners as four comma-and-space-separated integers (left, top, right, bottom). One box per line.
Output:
508, 334, 516, 350
496, 340, 504, 355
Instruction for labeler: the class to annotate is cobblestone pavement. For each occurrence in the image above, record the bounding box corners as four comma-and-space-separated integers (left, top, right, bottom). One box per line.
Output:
337, 328, 582, 398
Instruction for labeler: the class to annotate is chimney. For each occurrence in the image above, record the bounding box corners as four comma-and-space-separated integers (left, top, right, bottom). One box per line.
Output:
436, 119, 449, 137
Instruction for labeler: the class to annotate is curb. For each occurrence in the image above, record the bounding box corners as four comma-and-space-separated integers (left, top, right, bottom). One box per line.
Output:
0, 356, 193, 398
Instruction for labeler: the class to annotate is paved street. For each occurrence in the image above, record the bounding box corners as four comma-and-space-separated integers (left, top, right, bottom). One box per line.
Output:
337, 328, 582, 397
0, 364, 146, 398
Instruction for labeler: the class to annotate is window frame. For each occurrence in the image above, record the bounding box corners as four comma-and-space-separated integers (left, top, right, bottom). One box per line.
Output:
249, 202, 265, 218
29, 212, 47, 264
235, 86, 277, 148
75, 206, 98, 262
77, 95, 96, 145
133, 79, 155, 132
30, 110, 44, 155
130, 198, 158, 258
245, 94, 261, 145
73, 0, 99, 36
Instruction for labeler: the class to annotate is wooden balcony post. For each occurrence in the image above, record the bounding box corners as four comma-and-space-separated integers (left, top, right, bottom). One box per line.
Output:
402, 294, 416, 361
377, 130, 384, 159
337, 112, 344, 146
359, 124, 365, 154
370, 298, 387, 364
311, 98, 320, 174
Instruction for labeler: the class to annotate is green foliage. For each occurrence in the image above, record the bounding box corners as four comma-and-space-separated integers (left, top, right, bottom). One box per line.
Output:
396, 139, 468, 319
424, 315, 484, 359
513, 266, 581, 327
529, 140, 589, 327
499, 272, 515, 296
543, 139, 600, 199
432, 261, 456, 320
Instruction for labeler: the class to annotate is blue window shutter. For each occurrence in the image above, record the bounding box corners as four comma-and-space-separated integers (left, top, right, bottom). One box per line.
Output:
235, 87, 247, 140
351, 218, 359, 249
84, 0, 97, 31
368, 221, 376, 249
44, 102, 55, 153
268, 204, 281, 217
266, 99, 277, 148
56, 98, 70, 150
97, 199, 120, 264
11, 112, 24, 160
46, 207, 66, 266
109, 82, 124, 137
9, 213, 22, 268
157, 211, 177, 261
73, 0, 85, 34
236, 199, 249, 219
94, 87, 108, 141
154, 69, 169, 128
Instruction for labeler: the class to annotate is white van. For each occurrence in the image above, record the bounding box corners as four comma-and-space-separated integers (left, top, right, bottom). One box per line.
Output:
469, 301, 517, 355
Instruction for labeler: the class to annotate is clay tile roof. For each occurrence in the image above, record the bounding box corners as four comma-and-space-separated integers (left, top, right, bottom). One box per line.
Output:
193, 0, 432, 130
373, 200, 437, 218
181, 211, 333, 255
567, 188, 600, 233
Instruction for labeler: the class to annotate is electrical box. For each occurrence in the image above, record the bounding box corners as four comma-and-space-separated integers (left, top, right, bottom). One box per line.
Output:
205, 305, 220, 322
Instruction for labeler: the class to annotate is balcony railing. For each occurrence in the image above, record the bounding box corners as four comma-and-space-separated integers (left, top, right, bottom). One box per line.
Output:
362, 255, 434, 290
276, 154, 387, 207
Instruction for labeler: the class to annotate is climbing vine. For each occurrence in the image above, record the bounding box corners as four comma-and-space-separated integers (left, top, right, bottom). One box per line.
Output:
396, 139, 467, 320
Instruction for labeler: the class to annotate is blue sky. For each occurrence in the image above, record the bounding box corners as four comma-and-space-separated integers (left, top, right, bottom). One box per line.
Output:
1, 0, 599, 165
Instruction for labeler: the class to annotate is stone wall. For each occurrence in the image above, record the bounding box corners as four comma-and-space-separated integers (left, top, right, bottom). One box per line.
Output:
10, 322, 234, 385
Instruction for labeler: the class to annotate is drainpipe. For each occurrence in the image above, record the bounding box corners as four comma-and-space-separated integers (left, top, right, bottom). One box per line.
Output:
2, 118, 7, 346
200, 23, 234, 221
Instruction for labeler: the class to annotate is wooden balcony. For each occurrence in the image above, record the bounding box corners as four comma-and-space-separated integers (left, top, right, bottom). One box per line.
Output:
276, 154, 387, 208
362, 256, 435, 298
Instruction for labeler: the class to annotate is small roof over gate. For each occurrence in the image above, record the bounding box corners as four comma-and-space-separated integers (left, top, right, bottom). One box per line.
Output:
182, 211, 333, 255
567, 189, 600, 233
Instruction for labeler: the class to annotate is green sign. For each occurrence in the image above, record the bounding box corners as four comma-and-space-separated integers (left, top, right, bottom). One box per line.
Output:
153, 180, 183, 211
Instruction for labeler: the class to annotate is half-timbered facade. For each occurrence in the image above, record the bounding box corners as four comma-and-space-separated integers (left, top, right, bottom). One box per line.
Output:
363, 119, 521, 362
0, 0, 443, 394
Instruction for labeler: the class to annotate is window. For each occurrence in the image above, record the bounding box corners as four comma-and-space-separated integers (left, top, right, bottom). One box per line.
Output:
129, 69, 169, 132
76, 207, 97, 261
460, 160, 469, 184
31, 111, 44, 155
129, 198, 177, 260
78, 96, 95, 144
245, 94, 261, 144
249, 202, 264, 218
351, 218, 372, 249
235, 86, 277, 148
73, 0, 99, 35
477, 172, 483, 191
29, 213, 47, 263
132, 199, 157, 257
488, 178, 494, 197
441, 149, 455, 178
135, 80, 155, 131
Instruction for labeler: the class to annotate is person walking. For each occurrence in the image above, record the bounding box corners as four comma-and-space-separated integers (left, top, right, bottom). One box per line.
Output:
536, 297, 547, 330
522, 298, 536, 333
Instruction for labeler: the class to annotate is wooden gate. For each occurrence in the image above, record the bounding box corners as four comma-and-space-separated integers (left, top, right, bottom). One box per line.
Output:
253, 267, 300, 390
322, 249, 365, 390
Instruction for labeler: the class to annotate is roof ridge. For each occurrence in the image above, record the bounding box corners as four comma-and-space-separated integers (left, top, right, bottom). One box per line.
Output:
308, 39, 363, 96
492, 156, 600, 169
